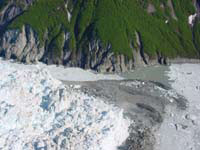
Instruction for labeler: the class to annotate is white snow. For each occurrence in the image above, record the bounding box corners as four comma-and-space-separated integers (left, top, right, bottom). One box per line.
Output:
65, 1, 72, 22
155, 64, 200, 150
67, 11, 72, 22
188, 13, 197, 26
0, 59, 130, 150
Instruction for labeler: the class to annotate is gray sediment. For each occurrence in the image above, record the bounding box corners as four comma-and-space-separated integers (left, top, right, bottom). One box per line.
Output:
62, 79, 187, 150
168, 58, 200, 64
120, 65, 170, 87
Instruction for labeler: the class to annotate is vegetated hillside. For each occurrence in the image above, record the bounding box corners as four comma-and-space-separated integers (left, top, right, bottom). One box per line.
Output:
0, 0, 200, 72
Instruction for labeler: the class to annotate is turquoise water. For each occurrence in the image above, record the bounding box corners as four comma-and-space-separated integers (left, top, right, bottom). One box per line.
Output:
121, 65, 171, 86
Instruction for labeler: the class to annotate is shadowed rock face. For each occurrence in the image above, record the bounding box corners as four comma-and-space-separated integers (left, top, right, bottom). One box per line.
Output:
0, 25, 166, 73
65, 79, 187, 150
0, 25, 44, 62
0, 0, 34, 27
0, 26, 144, 72
0, 24, 167, 73
1, 5, 21, 24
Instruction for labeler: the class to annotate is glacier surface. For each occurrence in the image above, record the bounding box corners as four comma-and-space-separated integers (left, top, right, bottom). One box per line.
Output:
0, 59, 130, 150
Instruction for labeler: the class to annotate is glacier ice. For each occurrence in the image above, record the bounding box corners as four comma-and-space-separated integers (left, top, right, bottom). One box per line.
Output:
0, 59, 130, 150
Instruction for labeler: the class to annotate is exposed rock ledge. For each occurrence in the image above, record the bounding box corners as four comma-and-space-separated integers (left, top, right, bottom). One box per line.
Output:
0, 25, 171, 73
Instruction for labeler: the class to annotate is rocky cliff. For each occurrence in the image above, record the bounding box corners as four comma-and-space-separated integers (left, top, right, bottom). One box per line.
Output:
0, 0, 200, 72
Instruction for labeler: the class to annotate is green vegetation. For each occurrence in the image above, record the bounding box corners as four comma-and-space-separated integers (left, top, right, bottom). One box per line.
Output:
49, 31, 65, 57
6, 0, 200, 59
9, 0, 69, 43
193, 21, 200, 53
89, 0, 197, 58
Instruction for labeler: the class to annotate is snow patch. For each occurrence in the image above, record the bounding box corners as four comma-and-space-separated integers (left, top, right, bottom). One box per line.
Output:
67, 11, 72, 22
188, 13, 197, 26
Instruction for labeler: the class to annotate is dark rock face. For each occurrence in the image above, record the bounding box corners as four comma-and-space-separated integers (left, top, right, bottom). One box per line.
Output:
1, 5, 21, 24
72, 39, 135, 72
0, 25, 155, 72
0, 25, 44, 63
0, 5, 21, 35
0, 0, 34, 34
0, 0, 34, 24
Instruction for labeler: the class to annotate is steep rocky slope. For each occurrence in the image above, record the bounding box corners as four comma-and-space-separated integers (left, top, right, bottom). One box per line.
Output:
0, 0, 200, 72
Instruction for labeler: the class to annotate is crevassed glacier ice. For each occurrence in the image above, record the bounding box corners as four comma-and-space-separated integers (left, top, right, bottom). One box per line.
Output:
0, 60, 130, 150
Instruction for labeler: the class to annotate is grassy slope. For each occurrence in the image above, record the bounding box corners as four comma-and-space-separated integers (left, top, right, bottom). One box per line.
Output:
4, 0, 200, 59
93, 0, 197, 58
9, 0, 69, 41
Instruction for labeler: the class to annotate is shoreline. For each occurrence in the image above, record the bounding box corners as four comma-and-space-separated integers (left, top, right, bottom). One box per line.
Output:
1, 57, 200, 75
168, 58, 200, 64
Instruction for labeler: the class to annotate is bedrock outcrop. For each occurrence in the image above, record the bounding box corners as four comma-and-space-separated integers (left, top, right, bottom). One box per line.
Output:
0, 25, 166, 72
